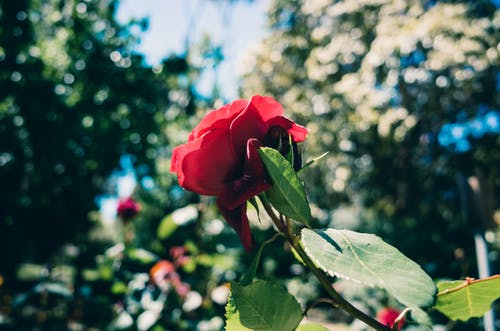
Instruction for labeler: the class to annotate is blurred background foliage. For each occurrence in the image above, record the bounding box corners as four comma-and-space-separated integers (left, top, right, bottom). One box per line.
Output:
0, 0, 498, 330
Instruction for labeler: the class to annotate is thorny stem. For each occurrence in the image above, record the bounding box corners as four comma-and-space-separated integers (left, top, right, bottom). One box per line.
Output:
258, 197, 391, 331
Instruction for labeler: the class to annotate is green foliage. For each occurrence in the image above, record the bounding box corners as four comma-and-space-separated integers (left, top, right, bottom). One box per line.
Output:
127, 248, 158, 264
110, 281, 128, 295
0, 0, 189, 275
157, 214, 179, 239
225, 280, 303, 331
301, 228, 437, 308
0, 0, 226, 329
435, 275, 500, 321
259, 147, 311, 225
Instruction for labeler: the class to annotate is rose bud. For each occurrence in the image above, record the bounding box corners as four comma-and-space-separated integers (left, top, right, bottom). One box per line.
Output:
376, 307, 405, 330
117, 197, 141, 221
170, 95, 308, 251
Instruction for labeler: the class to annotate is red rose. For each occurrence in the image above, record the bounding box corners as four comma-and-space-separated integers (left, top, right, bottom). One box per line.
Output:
117, 197, 141, 221
170, 95, 308, 250
376, 307, 405, 330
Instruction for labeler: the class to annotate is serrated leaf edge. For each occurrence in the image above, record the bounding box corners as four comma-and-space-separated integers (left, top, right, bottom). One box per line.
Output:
301, 228, 437, 308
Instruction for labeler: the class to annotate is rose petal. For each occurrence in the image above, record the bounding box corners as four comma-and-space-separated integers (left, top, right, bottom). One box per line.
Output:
216, 200, 253, 251
230, 95, 285, 158
218, 139, 272, 210
171, 129, 239, 196
268, 116, 308, 142
170, 145, 180, 173
189, 99, 247, 141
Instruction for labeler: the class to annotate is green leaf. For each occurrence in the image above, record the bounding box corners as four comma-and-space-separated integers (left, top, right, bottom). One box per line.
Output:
298, 152, 329, 174
82, 268, 99, 281
434, 275, 500, 321
127, 248, 158, 264
240, 233, 280, 286
157, 215, 178, 239
301, 228, 437, 308
111, 281, 128, 295
296, 323, 331, 331
98, 264, 113, 280
410, 306, 432, 326
258, 147, 311, 225
285, 134, 295, 165
157, 205, 198, 239
16, 263, 48, 281
225, 280, 303, 331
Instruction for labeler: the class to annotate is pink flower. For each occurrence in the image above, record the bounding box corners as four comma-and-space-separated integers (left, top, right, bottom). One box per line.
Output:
376, 307, 405, 330
170, 95, 308, 251
117, 197, 141, 221
150, 260, 190, 297
169, 246, 190, 267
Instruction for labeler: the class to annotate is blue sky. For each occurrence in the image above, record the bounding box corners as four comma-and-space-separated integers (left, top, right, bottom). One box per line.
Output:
116, 0, 270, 99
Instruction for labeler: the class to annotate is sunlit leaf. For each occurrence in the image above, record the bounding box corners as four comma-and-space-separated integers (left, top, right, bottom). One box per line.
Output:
157, 215, 178, 239
127, 248, 158, 264
225, 280, 303, 331
296, 322, 331, 331
435, 275, 500, 321
301, 228, 437, 308
111, 281, 128, 295
157, 205, 198, 239
98, 264, 113, 281
82, 269, 99, 281
16, 263, 48, 281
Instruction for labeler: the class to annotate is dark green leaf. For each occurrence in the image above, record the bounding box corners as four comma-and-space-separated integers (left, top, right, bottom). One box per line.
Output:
240, 233, 280, 286
258, 147, 311, 225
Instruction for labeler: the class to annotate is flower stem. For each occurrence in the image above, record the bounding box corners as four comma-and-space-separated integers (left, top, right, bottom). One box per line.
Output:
287, 230, 391, 331
259, 197, 391, 331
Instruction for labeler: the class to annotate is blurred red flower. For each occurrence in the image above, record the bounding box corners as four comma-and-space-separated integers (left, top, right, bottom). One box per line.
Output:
116, 197, 141, 221
170, 95, 307, 251
376, 307, 405, 330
